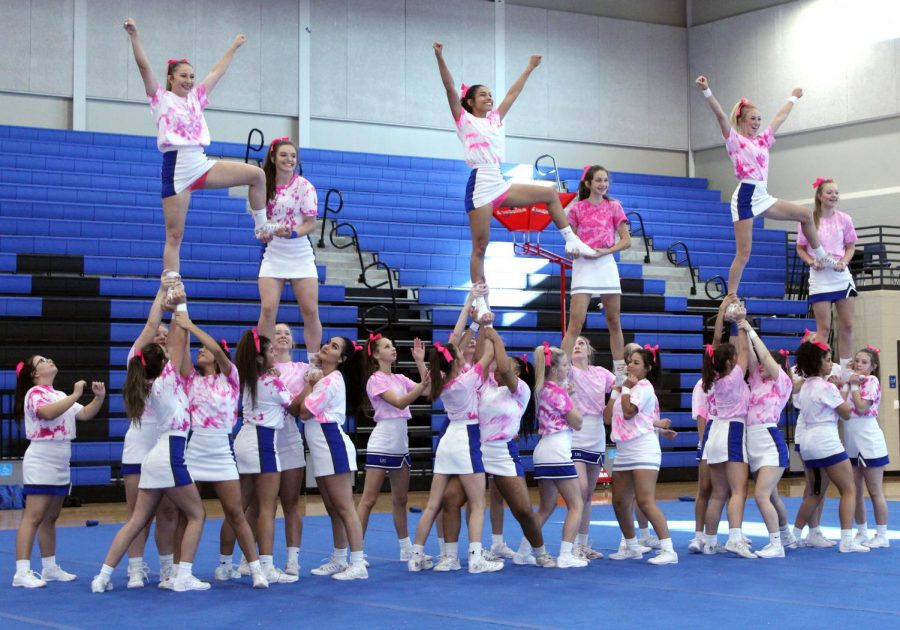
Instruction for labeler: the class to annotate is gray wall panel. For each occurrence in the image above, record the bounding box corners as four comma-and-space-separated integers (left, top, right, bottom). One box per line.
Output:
259, 0, 299, 116
0, 0, 32, 92
30, 0, 74, 95
504, 4, 549, 139
310, 0, 348, 119
345, 0, 405, 123
195, 0, 262, 111
86, 1, 130, 100
546, 10, 600, 143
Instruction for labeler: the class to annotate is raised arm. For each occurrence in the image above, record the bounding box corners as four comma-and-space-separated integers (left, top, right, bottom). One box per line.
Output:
448, 291, 476, 347
175, 312, 232, 377
133, 276, 172, 351
497, 55, 541, 120
740, 319, 782, 379
201, 34, 247, 94
123, 19, 160, 97
712, 294, 738, 348
433, 42, 462, 122
76, 382, 106, 421
733, 310, 750, 374
695, 75, 730, 139
36, 381, 85, 420
769, 88, 802, 134
483, 327, 518, 391
164, 286, 188, 371
411, 337, 428, 381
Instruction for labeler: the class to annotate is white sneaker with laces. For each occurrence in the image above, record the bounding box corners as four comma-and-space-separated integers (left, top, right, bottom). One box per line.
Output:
432, 555, 462, 572
782, 532, 799, 549
332, 563, 368, 581
513, 551, 536, 566
866, 534, 890, 549
237, 559, 251, 576
647, 549, 678, 565
490, 542, 516, 559
687, 538, 704, 554
576, 543, 604, 560
608, 546, 643, 561
41, 564, 77, 582
754, 543, 785, 559
251, 569, 269, 589
556, 554, 588, 568
701, 542, 726, 555
13, 570, 47, 588
173, 574, 211, 592
90, 575, 111, 593
407, 556, 434, 572
534, 553, 557, 568
565, 238, 596, 258
285, 558, 300, 577
638, 534, 661, 549
853, 532, 868, 545
310, 560, 348, 576
254, 222, 279, 241
839, 540, 871, 553
128, 563, 150, 588
481, 549, 503, 562
214, 564, 239, 581
805, 531, 835, 548
468, 555, 504, 574
473, 295, 491, 319
724, 540, 757, 559
158, 564, 176, 590
265, 566, 299, 584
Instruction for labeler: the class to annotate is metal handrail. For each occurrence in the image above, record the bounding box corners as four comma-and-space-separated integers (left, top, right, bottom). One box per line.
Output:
665, 241, 698, 295
705, 275, 727, 300
533, 154, 564, 191
625, 211, 651, 263
318, 189, 344, 248
245, 128, 264, 166
327, 220, 367, 278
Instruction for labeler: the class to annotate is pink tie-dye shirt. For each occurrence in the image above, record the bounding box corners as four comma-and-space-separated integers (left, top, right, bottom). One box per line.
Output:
536, 381, 574, 436
149, 85, 210, 151
442, 364, 486, 425
569, 365, 616, 416
24, 386, 83, 441
266, 174, 318, 233
796, 211, 857, 259
185, 363, 239, 435
242, 373, 292, 429
479, 380, 531, 442
455, 110, 504, 167
691, 379, 710, 422
747, 367, 792, 427
367, 371, 417, 421
798, 376, 844, 427
147, 362, 191, 436
611, 380, 659, 442
274, 361, 310, 397
303, 371, 345, 424
851, 375, 881, 418
725, 126, 775, 181
708, 365, 750, 421
566, 199, 628, 250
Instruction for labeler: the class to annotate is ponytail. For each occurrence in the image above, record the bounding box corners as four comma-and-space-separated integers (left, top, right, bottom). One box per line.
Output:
123, 344, 166, 426
429, 343, 458, 401
702, 343, 735, 392
13, 356, 38, 422
235, 329, 270, 408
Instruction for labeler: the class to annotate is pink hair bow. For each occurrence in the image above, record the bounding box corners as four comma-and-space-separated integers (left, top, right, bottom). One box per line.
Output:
167, 57, 189, 66
812, 177, 833, 190
15, 361, 24, 377
352, 342, 364, 352
704, 344, 714, 359
220, 339, 230, 353
802, 328, 816, 343
542, 341, 551, 366
802, 330, 828, 352
736, 97, 751, 119
459, 83, 470, 102
135, 350, 147, 367
434, 342, 452, 363
270, 136, 291, 149
367, 333, 382, 356
520, 354, 529, 373
644, 344, 660, 360
778, 349, 790, 357
866, 343, 880, 354
251, 328, 261, 353
580, 165, 592, 182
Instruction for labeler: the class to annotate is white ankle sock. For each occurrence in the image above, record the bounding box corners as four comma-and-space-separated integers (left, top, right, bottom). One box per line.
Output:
575, 533, 588, 546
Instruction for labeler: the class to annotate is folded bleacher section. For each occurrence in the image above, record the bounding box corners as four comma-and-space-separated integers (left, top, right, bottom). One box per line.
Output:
0, 124, 813, 500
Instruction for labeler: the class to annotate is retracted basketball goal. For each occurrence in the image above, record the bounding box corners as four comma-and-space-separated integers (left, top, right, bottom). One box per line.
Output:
492, 154, 576, 335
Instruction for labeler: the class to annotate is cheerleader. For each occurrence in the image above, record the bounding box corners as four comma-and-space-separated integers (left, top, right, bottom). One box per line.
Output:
561, 166, 632, 384
356, 335, 429, 560
433, 42, 595, 317
256, 138, 323, 357
846, 346, 889, 548
795, 178, 858, 377
695, 75, 834, 295
289, 337, 368, 580
792, 338, 868, 552
567, 336, 615, 559
119, 277, 178, 588
476, 329, 555, 569
123, 18, 268, 275
739, 318, 794, 558
530, 344, 587, 569
232, 328, 299, 584
700, 305, 754, 559
605, 347, 678, 565
173, 314, 267, 588
406, 335, 503, 574
12, 361, 104, 588
92, 288, 210, 593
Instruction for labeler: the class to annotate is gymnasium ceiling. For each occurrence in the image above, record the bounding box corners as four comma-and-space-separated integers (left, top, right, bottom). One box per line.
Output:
505, 0, 797, 27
